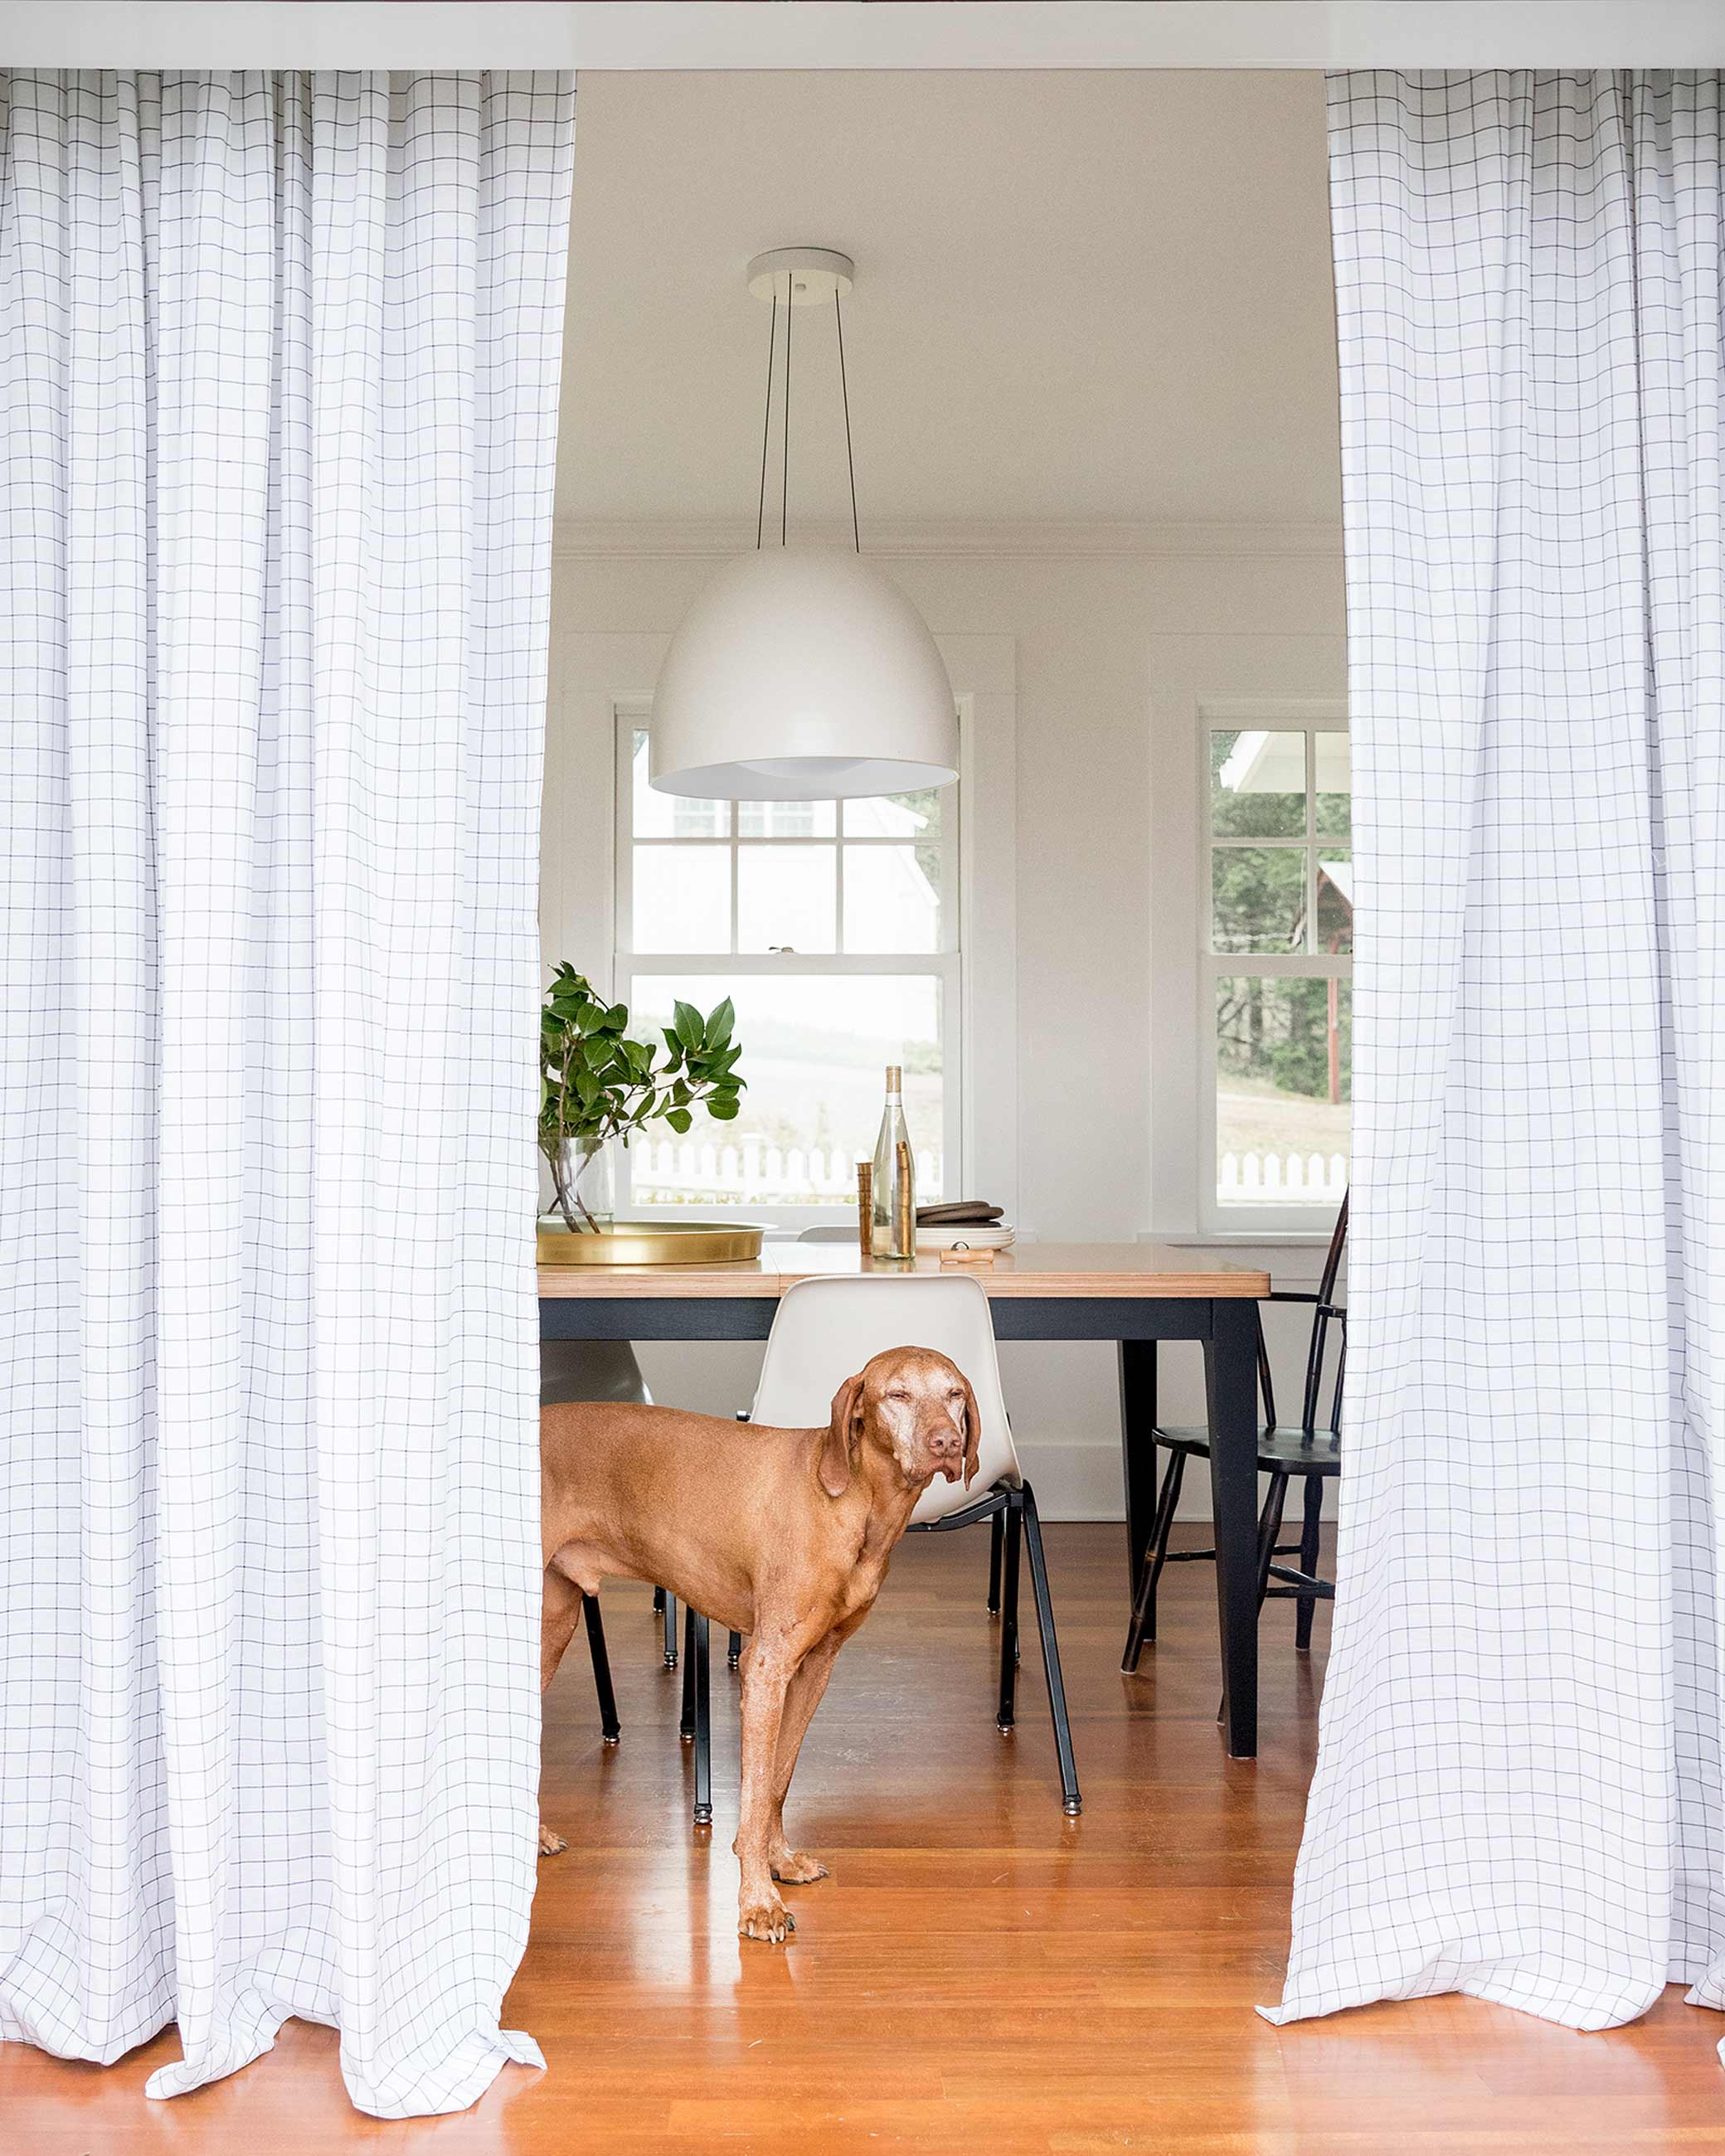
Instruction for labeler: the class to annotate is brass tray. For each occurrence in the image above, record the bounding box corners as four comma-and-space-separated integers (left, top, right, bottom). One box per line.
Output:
537, 1218, 768, 1267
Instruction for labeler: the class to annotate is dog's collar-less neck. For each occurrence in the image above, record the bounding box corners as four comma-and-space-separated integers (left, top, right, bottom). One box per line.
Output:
806, 1424, 931, 1560
839, 1447, 929, 1562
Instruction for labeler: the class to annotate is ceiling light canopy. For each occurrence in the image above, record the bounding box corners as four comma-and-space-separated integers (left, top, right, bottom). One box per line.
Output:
649, 246, 958, 803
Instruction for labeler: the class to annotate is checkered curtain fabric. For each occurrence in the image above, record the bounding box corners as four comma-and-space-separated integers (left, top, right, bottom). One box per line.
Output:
0, 73, 573, 2115
1271, 71, 1725, 2037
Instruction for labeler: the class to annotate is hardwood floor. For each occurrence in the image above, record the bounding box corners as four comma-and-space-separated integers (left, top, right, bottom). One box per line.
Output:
6, 1523, 1725, 2152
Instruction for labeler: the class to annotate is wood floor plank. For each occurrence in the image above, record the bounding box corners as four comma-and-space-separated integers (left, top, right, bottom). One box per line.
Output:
6, 1525, 1725, 2152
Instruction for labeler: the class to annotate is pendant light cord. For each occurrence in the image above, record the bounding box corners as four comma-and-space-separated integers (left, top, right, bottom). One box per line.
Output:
755, 291, 779, 550
754, 271, 859, 554
780, 276, 792, 545
835, 289, 860, 553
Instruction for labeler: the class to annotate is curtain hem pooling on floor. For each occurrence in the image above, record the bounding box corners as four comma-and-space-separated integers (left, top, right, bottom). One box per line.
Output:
0, 70, 575, 2117
1270, 68, 1725, 2041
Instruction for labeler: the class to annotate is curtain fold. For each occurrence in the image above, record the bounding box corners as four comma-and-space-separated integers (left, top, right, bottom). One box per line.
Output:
0, 70, 574, 2115
1272, 69, 1725, 2037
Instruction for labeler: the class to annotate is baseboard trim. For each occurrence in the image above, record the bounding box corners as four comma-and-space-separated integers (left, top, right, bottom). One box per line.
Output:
1014, 1439, 1271, 1524
1016, 1440, 1126, 1522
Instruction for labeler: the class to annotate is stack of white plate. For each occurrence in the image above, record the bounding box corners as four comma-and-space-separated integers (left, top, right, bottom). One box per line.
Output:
916, 1221, 1015, 1251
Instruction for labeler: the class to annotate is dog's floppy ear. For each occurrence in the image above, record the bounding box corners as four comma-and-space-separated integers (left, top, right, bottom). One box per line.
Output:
820, 1372, 865, 1498
959, 1372, 982, 1488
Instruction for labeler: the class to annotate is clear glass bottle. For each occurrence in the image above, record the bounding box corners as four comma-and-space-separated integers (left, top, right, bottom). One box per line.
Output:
871, 1065, 916, 1260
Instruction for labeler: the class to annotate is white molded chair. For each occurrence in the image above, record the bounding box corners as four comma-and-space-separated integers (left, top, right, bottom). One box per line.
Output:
680, 1272, 1080, 1817
751, 1275, 1021, 1526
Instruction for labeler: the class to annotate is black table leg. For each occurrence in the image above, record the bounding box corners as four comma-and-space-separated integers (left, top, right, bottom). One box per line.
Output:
1117, 1339, 1159, 1596
1204, 1298, 1260, 1760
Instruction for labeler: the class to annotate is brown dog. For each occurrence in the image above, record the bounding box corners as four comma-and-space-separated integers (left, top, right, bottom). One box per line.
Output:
538, 1345, 979, 1942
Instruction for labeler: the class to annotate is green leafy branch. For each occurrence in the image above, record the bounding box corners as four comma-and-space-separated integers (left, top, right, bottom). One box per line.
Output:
540, 964, 745, 1231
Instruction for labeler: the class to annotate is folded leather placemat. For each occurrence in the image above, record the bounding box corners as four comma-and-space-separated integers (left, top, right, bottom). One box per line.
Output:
916, 1201, 1005, 1225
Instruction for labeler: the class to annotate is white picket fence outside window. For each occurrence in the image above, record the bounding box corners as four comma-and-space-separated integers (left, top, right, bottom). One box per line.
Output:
1217, 1149, 1348, 1202
630, 1134, 945, 1207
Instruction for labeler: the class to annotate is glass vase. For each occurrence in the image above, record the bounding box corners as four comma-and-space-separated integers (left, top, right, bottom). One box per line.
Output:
547, 1134, 616, 1234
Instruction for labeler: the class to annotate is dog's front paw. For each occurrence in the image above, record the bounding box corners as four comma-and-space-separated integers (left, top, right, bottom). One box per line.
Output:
538, 1823, 567, 1856
738, 1896, 795, 1943
769, 1848, 828, 1885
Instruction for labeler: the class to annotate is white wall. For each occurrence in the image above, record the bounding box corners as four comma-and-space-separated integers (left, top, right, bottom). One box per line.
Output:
542, 528, 1346, 1514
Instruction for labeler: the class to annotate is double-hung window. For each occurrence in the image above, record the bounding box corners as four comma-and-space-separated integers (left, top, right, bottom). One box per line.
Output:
615, 714, 961, 1221
1201, 711, 1351, 1226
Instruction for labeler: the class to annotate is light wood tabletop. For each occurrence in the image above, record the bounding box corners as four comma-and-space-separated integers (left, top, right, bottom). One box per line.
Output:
537, 1239, 1271, 1300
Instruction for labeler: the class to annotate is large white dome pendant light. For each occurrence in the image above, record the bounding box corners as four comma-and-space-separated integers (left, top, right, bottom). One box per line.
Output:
649, 247, 959, 803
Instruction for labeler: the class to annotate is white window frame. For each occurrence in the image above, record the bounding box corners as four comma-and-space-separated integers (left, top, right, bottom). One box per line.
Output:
1198, 697, 1350, 1236
613, 702, 967, 1228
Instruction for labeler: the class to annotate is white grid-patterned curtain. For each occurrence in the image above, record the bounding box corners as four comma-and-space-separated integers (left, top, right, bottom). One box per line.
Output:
1272, 71, 1725, 2038
0, 72, 574, 2115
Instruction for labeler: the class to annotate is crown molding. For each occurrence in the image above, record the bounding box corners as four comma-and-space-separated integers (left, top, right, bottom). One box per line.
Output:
15, 3, 1719, 72
552, 517, 1344, 562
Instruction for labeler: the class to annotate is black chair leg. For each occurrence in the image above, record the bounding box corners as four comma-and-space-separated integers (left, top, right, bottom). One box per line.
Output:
997, 1496, 1023, 1731
680, 1605, 697, 1739
1295, 1475, 1324, 1653
987, 1508, 1004, 1615
663, 1589, 678, 1669
653, 1585, 665, 1613
692, 1610, 712, 1826
1120, 1447, 1185, 1673
1019, 1483, 1081, 1814
583, 1594, 621, 1743
1256, 1472, 1290, 1610
727, 1630, 742, 1668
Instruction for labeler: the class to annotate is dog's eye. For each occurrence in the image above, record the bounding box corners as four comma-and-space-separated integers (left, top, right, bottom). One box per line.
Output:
884, 1388, 910, 1401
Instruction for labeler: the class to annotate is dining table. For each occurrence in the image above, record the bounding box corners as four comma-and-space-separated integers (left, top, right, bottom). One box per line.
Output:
539, 1241, 1275, 1757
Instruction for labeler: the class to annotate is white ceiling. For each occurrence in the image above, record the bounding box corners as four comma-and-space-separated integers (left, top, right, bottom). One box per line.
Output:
14, 3, 1725, 70
557, 70, 1342, 532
